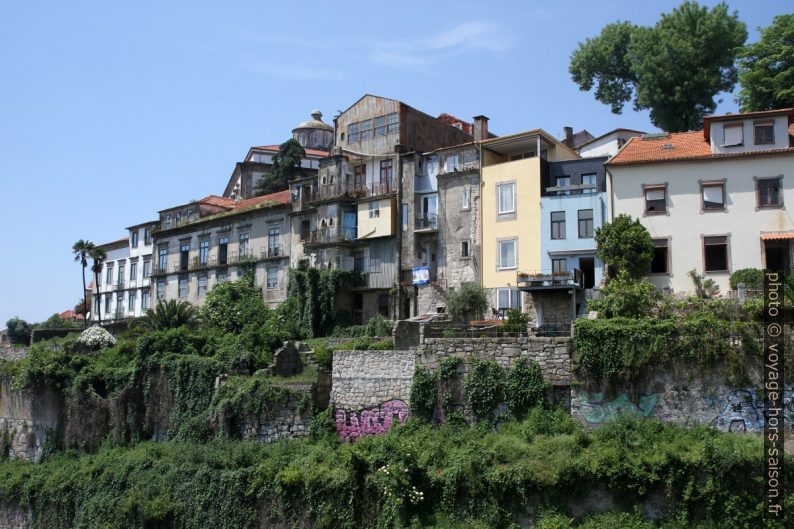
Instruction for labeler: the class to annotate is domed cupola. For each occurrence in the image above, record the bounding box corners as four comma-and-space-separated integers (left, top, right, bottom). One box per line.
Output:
292, 109, 334, 151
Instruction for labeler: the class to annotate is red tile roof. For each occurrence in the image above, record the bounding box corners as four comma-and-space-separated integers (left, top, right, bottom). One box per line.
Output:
608, 131, 794, 166
233, 190, 290, 210
761, 232, 794, 240
252, 145, 329, 158
58, 310, 84, 320
436, 113, 473, 134
198, 195, 236, 208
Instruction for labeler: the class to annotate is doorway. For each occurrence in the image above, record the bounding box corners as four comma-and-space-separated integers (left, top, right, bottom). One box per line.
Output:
764, 240, 790, 274
579, 257, 595, 288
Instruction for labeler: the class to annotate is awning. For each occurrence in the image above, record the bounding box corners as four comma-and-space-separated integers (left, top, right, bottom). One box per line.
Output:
761, 232, 794, 240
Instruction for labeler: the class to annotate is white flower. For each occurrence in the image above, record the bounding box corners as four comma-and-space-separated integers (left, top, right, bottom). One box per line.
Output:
77, 327, 116, 349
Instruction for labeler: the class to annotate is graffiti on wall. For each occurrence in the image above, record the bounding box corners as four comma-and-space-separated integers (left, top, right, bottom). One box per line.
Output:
709, 388, 793, 433
335, 400, 410, 441
580, 392, 659, 424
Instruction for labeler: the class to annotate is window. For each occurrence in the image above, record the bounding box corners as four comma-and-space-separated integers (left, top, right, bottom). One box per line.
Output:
158, 246, 168, 272
105, 296, 111, 314
198, 273, 208, 297
157, 279, 166, 299
165, 215, 171, 229
426, 157, 439, 178
218, 236, 229, 265
644, 185, 666, 214
368, 201, 380, 219
144, 228, 152, 245
175, 212, 182, 226
239, 233, 250, 257
115, 296, 123, 317
117, 264, 125, 286
187, 208, 194, 221
650, 239, 669, 274
444, 154, 459, 173
555, 176, 571, 196
701, 182, 725, 210
552, 258, 567, 274
387, 112, 399, 134
178, 276, 188, 298
180, 241, 190, 271
374, 115, 386, 136
380, 159, 393, 183
461, 187, 470, 209
299, 221, 310, 242
498, 239, 516, 269
217, 269, 227, 283
199, 240, 209, 265
348, 122, 359, 143
754, 122, 774, 145
128, 291, 136, 313
267, 266, 278, 289
497, 182, 515, 214
550, 211, 566, 240
131, 230, 138, 247
757, 178, 782, 208
354, 165, 366, 189
581, 173, 596, 194
106, 265, 113, 285
141, 289, 150, 310
578, 209, 594, 238
360, 119, 373, 141
723, 124, 743, 146
704, 236, 729, 273
461, 240, 470, 258
130, 262, 138, 282
496, 288, 521, 310
143, 259, 151, 277
268, 227, 280, 252
402, 203, 409, 231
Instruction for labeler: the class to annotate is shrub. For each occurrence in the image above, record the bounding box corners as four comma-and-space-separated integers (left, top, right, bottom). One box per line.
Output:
587, 271, 661, 318
594, 214, 654, 278
729, 268, 764, 290
446, 283, 488, 322
688, 269, 719, 298
313, 345, 333, 370
5, 317, 31, 345
501, 309, 529, 334
464, 359, 504, 422
200, 279, 268, 333
503, 358, 547, 417
133, 300, 200, 331
409, 367, 437, 421
77, 327, 116, 350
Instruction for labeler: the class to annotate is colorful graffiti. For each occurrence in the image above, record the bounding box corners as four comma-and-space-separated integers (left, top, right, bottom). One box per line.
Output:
580, 392, 659, 424
335, 400, 410, 441
709, 388, 794, 433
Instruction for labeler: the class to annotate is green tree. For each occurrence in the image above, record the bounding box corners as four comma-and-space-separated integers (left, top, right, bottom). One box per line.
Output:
5, 317, 31, 345
200, 277, 268, 333
569, 2, 747, 131
88, 247, 107, 326
587, 271, 661, 318
253, 138, 306, 196
72, 239, 95, 328
737, 14, 794, 111
132, 300, 200, 332
594, 214, 654, 279
445, 283, 489, 323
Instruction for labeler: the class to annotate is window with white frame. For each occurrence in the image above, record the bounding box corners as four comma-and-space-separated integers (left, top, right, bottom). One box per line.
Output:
157, 279, 165, 299
239, 233, 250, 257
141, 289, 150, 310
178, 276, 188, 298
143, 259, 151, 277
106, 265, 113, 285
130, 262, 138, 283
368, 201, 380, 219
497, 183, 515, 214
444, 154, 459, 173
387, 113, 398, 134
498, 239, 516, 269
128, 291, 136, 313
131, 230, 138, 247
581, 173, 596, 194
105, 296, 111, 314
267, 265, 278, 289
117, 264, 125, 286
198, 273, 207, 297
496, 288, 521, 310
461, 186, 470, 210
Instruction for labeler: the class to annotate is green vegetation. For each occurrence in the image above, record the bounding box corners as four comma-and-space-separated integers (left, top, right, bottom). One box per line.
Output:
688, 269, 719, 299
737, 14, 794, 111
594, 214, 653, 279
72, 238, 94, 327
4, 317, 31, 345
134, 299, 200, 331
587, 271, 660, 318
253, 138, 306, 196
445, 283, 489, 323
569, 2, 747, 131
288, 260, 361, 338
0, 414, 788, 528
729, 268, 764, 291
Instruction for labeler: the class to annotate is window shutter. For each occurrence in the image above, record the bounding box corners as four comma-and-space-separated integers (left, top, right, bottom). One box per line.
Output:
723, 125, 743, 146
703, 185, 723, 204
646, 189, 665, 201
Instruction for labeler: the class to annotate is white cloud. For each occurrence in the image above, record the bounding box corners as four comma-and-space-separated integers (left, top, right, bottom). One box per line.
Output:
370, 22, 513, 70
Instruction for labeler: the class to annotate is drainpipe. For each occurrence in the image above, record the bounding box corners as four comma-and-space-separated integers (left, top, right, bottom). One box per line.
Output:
395, 151, 404, 320
606, 167, 615, 222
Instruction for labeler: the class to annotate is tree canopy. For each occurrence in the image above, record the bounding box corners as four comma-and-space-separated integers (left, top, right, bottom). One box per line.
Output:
5, 317, 31, 345
569, 2, 747, 132
737, 14, 794, 111
594, 214, 654, 279
253, 138, 306, 196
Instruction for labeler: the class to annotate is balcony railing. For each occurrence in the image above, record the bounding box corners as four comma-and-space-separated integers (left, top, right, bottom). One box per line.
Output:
261, 245, 287, 259
516, 269, 584, 290
544, 183, 598, 196
308, 183, 352, 203
354, 178, 396, 199
304, 227, 357, 245
415, 213, 438, 231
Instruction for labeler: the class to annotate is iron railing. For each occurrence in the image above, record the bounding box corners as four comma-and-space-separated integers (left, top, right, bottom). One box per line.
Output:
415, 213, 438, 231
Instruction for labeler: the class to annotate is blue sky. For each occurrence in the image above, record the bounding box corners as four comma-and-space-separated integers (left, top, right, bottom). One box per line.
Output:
0, 0, 790, 325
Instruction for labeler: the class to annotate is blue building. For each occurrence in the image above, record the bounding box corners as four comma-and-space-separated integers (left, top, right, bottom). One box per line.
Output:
539, 156, 608, 291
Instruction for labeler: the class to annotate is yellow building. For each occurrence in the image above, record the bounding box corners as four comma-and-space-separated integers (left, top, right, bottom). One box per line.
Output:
479, 130, 578, 311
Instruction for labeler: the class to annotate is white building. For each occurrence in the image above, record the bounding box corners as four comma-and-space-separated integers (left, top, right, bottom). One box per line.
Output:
578, 128, 646, 158
91, 221, 157, 322
607, 108, 794, 294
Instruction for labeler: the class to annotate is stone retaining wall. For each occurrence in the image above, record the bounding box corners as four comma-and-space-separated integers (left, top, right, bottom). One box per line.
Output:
242, 390, 313, 442
331, 350, 415, 410
0, 378, 61, 462
0, 348, 26, 362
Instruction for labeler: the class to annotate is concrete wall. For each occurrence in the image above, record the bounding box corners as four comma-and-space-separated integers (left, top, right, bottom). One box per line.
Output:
610, 154, 794, 293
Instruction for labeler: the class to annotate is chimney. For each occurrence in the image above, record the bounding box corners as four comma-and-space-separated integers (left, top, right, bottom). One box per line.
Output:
473, 115, 489, 141
563, 126, 574, 147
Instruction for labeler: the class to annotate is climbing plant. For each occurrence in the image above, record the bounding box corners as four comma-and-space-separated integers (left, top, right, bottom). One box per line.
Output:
287, 263, 360, 338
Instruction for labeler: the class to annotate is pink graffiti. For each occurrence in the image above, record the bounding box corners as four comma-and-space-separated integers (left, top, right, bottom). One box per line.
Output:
335, 400, 410, 441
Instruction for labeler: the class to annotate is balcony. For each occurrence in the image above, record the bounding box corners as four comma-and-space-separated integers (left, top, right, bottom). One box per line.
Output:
261, 245, 287, 259
303, 227, 357, 246
308, 183, 352, 204
439, 159, 479, 174
415, 213, 438, 232
516, 269, 584, 292
353, 178, 396, 199
544, 183, 598, 196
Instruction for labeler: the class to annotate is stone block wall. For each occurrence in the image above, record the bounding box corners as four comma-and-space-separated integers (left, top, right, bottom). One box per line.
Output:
0, 378, 61, 462
0, 348, 26, 362
241, 390, 313, 442
416, 337, 571, 386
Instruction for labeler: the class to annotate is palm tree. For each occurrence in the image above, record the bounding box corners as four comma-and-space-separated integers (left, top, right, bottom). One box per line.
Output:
132, 300, 199, 331
72, 240, 95, 328
89, 246, 107, 326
